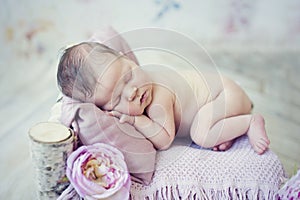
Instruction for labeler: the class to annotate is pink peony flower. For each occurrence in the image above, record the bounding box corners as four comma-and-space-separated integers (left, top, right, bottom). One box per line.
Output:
66, 143, 131, 200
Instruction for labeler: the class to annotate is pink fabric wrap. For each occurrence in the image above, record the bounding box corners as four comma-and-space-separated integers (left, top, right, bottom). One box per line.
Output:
89, 26, 138, 64
60, 97, 156, 185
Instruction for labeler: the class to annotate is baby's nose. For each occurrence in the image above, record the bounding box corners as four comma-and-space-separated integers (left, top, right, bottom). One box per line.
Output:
127, 87, 137, 101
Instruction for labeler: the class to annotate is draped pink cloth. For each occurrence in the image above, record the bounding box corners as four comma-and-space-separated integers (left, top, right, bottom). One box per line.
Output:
60, 96, 156, 185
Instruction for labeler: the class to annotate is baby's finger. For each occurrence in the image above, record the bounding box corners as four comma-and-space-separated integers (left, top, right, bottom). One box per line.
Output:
119, 116, 126, 124
104, 111, 113, 116
110, 111, 122, 118
119, 115, 134, 125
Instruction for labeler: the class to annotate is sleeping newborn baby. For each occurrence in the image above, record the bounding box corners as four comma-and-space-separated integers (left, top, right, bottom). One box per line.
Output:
57, 42, 270, 154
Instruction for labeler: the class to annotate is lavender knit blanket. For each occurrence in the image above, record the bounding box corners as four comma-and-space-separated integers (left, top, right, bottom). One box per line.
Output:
130, 135, 286, 200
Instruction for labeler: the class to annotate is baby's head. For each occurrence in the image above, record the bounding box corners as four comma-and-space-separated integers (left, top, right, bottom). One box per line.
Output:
58, 41, 152, 115
57, 42, 121, 102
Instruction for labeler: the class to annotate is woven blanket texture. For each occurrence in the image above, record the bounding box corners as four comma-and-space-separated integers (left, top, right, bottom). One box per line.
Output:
130, 135, 286, 200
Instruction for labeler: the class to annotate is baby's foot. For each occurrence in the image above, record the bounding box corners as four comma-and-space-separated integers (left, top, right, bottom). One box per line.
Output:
247, 114, 270, 154
213, 140, 234, 151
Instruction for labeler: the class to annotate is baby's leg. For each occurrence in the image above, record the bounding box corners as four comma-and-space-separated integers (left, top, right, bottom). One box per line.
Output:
190, 101, 250, 148
205, 114, 269, 154
190, 80, 269, 154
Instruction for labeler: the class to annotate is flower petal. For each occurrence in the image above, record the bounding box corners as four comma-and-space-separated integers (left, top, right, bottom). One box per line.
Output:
66, 143, 131, 199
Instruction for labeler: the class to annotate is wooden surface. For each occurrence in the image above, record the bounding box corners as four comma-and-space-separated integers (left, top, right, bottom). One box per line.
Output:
1, 48, 299, 198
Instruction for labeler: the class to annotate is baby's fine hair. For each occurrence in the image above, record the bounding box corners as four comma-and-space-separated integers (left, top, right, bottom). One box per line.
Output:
57, 42, 120, 101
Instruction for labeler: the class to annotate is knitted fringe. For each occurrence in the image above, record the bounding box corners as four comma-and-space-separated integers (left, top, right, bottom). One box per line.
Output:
130, 182, 279, 200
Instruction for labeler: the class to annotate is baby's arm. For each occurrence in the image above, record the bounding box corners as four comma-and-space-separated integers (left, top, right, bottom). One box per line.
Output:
111, 97, 176, 150
135, 105, 176, 150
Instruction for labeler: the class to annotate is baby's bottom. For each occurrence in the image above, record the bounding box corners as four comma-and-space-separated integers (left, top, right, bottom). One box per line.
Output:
190, 79, 270, 154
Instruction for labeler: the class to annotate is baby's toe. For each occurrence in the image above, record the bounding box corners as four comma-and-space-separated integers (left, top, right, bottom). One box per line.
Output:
218, 143, 228, 151
213, 147, 219, 151
256, 147, 264, 155
258, 139, 268, 148
252, 143, 264, 154
264, 138, 270, 145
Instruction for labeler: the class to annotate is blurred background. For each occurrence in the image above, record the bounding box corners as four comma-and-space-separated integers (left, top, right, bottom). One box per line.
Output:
1, 0, 299, 198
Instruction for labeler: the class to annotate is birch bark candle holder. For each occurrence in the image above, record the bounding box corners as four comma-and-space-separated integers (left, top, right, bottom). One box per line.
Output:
28, 122, 75, 199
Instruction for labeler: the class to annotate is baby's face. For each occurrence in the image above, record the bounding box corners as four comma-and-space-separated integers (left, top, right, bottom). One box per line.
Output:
90, 55, 153, 116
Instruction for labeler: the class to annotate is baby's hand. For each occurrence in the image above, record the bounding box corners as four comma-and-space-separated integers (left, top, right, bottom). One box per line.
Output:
108, 111, 135, 125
